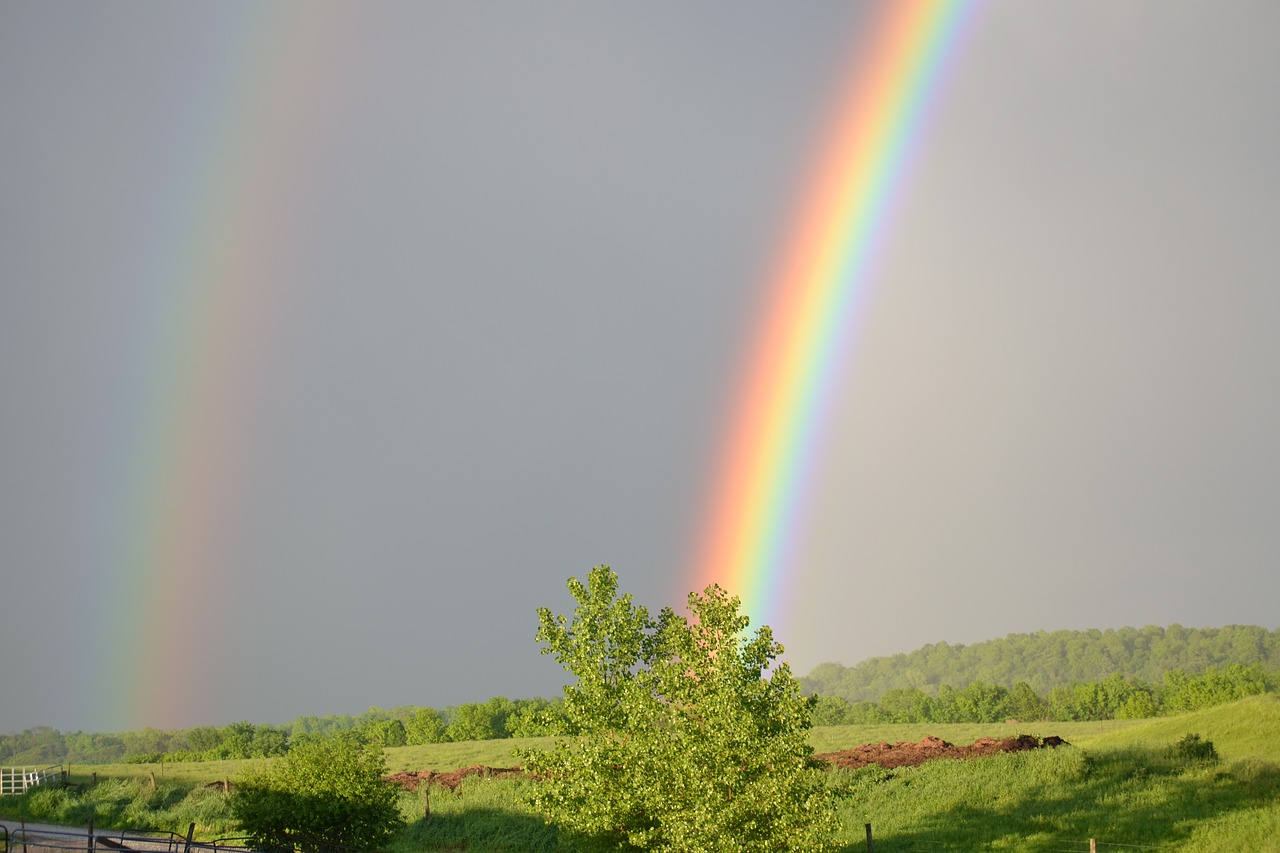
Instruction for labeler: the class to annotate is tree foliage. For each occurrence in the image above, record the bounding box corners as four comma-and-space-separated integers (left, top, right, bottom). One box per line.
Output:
230, 732, 403, 853
810, 664, 1270, 725
801, 624, 1280, 703
518, 566, 839, 853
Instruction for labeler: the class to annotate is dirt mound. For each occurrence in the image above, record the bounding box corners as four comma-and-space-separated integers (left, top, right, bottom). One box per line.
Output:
816, 734, 1068, 770
382, 735, 1069, 789
384, 765, 523, 792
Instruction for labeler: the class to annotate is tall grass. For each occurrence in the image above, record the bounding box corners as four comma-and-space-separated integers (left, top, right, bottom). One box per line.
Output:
0, 777, 236, 838
63, 758, 262, 787
390, 777, 563, 853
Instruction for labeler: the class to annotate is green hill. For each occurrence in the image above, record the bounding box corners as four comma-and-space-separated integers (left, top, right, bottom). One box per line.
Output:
802, 624, 1280, 702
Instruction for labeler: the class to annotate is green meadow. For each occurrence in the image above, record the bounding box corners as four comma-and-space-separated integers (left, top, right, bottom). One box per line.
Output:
3, 695, 1278, 851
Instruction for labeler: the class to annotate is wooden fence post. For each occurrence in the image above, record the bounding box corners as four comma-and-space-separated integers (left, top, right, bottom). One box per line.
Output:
865, 822, 874, 852
1089, 839, 1097, 853
184, 821, 196, 853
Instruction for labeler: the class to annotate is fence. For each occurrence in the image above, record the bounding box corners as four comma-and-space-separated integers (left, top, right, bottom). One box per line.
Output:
0, 767, 63, 797
0, 822, 264, 853
860, 822, 1175, 851
0, 821, 373, 853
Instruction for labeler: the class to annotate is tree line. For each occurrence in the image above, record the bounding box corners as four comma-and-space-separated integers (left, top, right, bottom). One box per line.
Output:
800, 624, 1279, 703
812, 663, 1273, 725
0, 696, 566, 766
6, 624, 1275, 766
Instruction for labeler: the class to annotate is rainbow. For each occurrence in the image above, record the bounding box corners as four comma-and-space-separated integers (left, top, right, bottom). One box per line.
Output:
688, 1, 979, 631
86, 7, 342, 730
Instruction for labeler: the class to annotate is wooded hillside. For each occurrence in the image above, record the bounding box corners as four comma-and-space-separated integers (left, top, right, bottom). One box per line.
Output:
800, 624, 1279, 702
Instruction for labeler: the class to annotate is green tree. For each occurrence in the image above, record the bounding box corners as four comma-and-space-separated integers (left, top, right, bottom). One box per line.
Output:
1008, 681, 1045, 721
505, 698, 567, 738
231, 732, 403, 852
518, 566, 839, 852
364, 718, 407, 747
954, 681, 1010, 723
811, 694, 855, 726
444, 701, 503, 742
879, 687, 936, 723
1117, 690, 1156, 719
404, 708, 446, 745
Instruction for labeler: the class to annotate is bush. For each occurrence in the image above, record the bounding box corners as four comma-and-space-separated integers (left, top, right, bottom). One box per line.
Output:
231, 732, 403, 852
1168, 732, 1219, 763
518, 566, 839, 852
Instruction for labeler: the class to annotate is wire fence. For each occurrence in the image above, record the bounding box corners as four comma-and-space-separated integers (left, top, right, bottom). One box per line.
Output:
0, 823, 268, 853
858, 822, 1179, 852
0, 822, 372, 853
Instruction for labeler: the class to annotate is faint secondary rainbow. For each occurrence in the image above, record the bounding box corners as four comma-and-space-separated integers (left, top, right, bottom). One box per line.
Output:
85, 7, 344, 730
688, 1, 979, 631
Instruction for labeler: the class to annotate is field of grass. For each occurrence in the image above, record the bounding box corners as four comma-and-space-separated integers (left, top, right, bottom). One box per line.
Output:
384, 737, 546, 774
4, 696, 1277, 851
62, 758, 262, 787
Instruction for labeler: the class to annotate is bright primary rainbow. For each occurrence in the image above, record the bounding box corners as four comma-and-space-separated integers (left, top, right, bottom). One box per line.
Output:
86, 3, 975, 730
688, 1, 979, 632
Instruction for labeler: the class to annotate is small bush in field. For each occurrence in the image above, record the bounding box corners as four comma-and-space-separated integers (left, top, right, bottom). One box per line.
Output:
1168, 732, 1218, 763
231, 732, 403, 852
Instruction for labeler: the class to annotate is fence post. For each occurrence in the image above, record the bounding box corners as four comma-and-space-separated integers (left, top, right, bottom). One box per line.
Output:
184, 821, 195, 853
865, 822, 874, 852
88, 812, 95, 853
1089, 840, 1097, 853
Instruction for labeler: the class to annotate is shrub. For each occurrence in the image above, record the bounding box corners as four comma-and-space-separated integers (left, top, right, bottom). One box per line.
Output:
1168, 732, 1219, 763
231, 732, 403, 852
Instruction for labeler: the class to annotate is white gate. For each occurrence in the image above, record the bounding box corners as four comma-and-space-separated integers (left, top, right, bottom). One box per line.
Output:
0, 764, 63, 795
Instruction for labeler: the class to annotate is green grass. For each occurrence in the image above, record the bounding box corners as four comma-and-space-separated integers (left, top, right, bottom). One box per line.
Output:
0, 777, 237, 838
831, 739, 1280, 851
384, 718, 1160, 776
827, 695, 1280, 851
383, 737, 547, 773
390, 777, 567, 853
1080, 694, 1280, 761
8, 697, 1276, 851
62, 758, 263, 786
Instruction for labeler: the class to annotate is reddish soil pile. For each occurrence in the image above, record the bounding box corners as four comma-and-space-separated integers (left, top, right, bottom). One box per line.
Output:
384, 765, 524, 792
815, 734, 1068, 770
382, 735, 1069, 790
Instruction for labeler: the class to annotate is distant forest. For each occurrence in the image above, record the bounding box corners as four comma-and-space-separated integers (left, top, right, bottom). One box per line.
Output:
0, 696, 561, 767
799, 624, 1280, 702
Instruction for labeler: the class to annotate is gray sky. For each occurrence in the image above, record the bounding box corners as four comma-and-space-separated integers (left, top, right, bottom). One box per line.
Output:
3, 1, 1278, 734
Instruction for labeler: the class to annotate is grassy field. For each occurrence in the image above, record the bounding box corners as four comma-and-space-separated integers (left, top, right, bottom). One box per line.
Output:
62, 758, 260, 787
4, 696, 1277, 851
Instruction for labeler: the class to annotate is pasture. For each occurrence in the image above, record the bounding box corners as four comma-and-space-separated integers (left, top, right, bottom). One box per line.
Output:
2, 696, 1276, 851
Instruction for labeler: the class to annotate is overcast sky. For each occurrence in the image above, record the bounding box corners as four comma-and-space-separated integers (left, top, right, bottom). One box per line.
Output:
3, 1, 1278, 735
